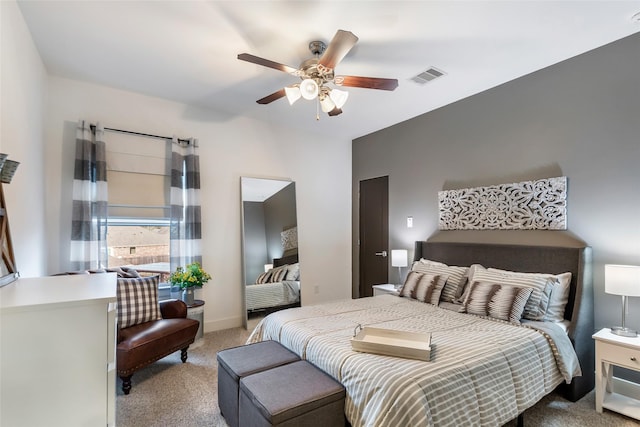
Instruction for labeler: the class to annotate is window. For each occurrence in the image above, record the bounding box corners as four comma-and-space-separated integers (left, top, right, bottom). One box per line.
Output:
104, 131, 172, 282
106, 217, 170, 282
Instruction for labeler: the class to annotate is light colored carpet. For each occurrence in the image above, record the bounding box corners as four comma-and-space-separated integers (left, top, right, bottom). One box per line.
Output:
116, 327, 639, 427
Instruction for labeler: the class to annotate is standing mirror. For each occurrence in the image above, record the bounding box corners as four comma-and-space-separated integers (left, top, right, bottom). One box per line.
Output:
241, 177, 300, 329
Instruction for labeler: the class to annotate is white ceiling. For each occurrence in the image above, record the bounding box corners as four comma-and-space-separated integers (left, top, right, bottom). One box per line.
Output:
17, 1, 640, 140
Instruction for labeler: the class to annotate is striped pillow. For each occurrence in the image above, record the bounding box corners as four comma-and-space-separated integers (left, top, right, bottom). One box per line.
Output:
411, 259, 468, 303
270, 265, 288, 282
463, 281, 533, 324
255, 270, 272, 284
399, 271, 446, 305
466, 265, 553, 321
487, 268, 572, 322
117, 275, 161, 329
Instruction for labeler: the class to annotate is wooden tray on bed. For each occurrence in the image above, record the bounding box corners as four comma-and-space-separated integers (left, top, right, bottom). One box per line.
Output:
351, 326, 432, 361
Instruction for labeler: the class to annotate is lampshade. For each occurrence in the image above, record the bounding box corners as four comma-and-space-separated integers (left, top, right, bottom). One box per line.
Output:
300, 79, 319, 100
329, 88, 349, 109
319, 95, 335, 113
284, 86, 301, 105
391, 249, 408, 268
605, 264, 640, 297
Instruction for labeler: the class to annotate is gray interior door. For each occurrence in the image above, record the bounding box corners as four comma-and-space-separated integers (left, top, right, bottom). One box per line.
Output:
359, 176, 389, 297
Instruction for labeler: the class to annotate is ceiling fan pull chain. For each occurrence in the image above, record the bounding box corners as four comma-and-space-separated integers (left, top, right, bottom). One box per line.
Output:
316, 99, 320, 121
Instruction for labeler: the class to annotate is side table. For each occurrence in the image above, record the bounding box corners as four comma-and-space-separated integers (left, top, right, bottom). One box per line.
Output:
186, 299, 205, 348
372, 284, 400, 296
593, 327, 640, 420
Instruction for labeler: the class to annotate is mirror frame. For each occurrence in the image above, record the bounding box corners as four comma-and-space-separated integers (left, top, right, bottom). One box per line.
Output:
240, 176, 297, 329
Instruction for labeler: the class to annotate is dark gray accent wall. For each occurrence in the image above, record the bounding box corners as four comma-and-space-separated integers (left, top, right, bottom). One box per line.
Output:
353, 32, 640, 331
264, 182, 297, 259
242, 201, 267, 285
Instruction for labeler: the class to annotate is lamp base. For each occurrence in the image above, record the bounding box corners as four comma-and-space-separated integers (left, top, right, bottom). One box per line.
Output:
611, 326, 638, 337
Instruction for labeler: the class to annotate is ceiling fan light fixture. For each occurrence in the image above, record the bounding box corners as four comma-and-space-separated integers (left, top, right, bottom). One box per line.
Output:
319, 95, 336, 113
300, 79, 319, 100
284, 85, 301, 105
329, 88, 349, 109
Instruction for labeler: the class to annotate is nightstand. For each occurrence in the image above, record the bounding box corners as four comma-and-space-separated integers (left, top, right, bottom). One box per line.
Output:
593, 328, 640, 420
372, 284, 400, 296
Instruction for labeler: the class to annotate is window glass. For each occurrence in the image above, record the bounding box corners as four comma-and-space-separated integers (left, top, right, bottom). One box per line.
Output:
106, 218, 170, 282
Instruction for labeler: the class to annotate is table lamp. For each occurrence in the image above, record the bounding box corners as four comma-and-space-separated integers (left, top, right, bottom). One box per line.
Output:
391, 249, 408, 287
605, 264, 640, 337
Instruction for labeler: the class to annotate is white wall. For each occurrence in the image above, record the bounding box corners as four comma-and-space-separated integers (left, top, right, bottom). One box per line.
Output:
44, 77, 352, 331
0, 0, 48, 277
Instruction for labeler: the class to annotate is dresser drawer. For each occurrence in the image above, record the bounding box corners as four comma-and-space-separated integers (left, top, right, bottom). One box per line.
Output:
598, 340, 640, 370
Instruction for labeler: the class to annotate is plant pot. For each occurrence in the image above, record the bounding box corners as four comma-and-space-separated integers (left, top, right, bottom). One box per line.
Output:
170, 285, 182, 300
182, 287, 195, 306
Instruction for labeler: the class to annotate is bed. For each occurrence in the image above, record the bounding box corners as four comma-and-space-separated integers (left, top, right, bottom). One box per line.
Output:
246, 253, 301, 314
248, 238, 594, 426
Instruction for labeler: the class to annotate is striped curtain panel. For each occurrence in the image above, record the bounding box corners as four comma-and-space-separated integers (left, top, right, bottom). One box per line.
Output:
70, 120, 108, 270
170, 137, 202, 271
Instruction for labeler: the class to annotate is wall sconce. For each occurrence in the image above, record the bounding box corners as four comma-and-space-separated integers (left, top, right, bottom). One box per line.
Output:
391, 249, 408, 286
605, 264, 640, 337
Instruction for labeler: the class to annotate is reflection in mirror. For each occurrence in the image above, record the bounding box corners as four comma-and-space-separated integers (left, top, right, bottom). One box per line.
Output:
241, 177, 299, 329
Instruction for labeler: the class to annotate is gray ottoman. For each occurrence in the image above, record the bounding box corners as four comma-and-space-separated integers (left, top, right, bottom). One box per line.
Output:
239, 360, 346, 427
217, 341, 300, 427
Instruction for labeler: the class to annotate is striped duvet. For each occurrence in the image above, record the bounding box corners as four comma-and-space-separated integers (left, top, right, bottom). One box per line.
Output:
247, 295, 580, 427
245, 280, 300, 311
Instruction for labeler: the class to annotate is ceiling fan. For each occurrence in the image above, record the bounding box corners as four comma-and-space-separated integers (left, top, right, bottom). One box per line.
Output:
238, 30, 398, 118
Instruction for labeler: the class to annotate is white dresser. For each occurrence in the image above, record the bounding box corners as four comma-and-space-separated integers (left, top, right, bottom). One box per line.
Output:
1, 273, 117, 427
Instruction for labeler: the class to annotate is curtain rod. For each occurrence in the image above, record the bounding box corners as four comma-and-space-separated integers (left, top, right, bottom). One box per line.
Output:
89, 124, 191, 144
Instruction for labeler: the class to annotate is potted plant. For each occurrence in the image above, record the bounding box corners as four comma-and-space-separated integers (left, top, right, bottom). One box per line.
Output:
169, 262, 211, 305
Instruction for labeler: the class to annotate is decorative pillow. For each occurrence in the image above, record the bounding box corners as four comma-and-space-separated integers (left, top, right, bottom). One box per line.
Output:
399, 271, 447, 305
285, 263, 300, 281
486, 268, 572, 322
544, 275, 571, 322
255, 270, 272, 284
116, 275, 161, 329
269, 265, 288, 282
466, 265, 554, 321
106, 266, 142, 278
463, 281, 533, 324
412, 258, 468, 303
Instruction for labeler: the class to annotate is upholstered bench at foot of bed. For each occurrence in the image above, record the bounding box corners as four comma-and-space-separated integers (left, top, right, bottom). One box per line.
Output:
239, 360, 346, 427
217, 340, 301, 427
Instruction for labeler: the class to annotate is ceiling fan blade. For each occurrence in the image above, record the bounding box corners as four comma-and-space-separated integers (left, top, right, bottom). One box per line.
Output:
328, 107, 343, 117
319, 30, 358, 70
256, 89, 286, 104
238, 53, 299, 74
334, 75, 399, 91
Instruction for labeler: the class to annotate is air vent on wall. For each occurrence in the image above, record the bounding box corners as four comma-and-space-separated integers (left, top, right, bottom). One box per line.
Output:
410, 67, 445, 85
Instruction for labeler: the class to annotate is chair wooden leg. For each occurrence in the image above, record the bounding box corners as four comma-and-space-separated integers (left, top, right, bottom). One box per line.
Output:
120, 375, 132, 395
181, 347, 189, 363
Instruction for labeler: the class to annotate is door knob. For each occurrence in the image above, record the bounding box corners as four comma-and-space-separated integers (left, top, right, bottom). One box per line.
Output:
375, 250, 388, 257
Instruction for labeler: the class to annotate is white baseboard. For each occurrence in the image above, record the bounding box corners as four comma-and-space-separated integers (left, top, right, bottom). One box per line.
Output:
203, 315, 243, 333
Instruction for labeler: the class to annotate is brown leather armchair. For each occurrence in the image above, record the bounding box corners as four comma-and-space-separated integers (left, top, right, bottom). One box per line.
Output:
117, 299, 199, 394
